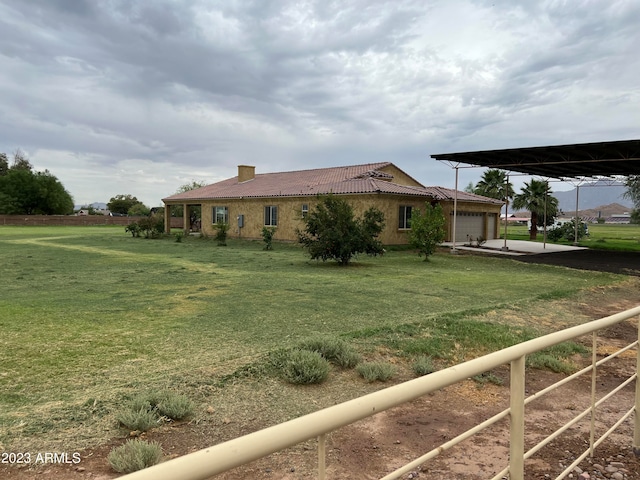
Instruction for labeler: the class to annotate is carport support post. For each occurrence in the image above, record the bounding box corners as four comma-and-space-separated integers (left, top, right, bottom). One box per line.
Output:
451, 166, 459, 254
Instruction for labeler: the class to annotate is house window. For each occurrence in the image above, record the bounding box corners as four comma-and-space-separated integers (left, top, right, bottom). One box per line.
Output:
213, 206, 229, 224
399, 206, 412, 229
301, 204, 309, 218
264, 206, 278, 226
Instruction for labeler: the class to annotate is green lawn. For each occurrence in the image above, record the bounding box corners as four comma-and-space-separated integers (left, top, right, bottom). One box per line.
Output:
503, 223, 640, 251
0, 226, 629, 452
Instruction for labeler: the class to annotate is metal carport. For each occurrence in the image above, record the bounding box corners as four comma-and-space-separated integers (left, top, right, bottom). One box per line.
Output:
431, 139, 640, 251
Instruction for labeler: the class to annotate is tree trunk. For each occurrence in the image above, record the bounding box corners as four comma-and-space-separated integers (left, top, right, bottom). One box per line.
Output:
529, 213, 538, 240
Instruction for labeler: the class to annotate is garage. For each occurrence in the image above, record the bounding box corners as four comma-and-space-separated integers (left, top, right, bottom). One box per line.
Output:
452, 212, 484, 243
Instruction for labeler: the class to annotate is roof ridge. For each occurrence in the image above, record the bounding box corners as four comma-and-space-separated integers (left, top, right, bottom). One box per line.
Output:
251, 162, 392, 177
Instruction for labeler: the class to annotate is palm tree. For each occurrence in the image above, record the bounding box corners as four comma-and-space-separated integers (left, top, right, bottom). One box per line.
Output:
512, 179, 559, 240
473, 169, 514, 202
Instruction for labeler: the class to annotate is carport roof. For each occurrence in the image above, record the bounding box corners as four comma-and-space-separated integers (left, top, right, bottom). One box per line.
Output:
431, 139, 640, 179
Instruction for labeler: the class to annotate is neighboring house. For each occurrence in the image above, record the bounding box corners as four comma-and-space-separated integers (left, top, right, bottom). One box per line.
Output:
162, 163, 503, 245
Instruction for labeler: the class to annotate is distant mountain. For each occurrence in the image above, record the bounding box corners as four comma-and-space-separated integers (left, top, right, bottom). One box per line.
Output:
577, 203, 632, 218
552, 180, 633, 212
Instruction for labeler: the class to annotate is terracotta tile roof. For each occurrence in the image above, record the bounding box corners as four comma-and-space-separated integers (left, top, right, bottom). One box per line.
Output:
163, 162, 502, 205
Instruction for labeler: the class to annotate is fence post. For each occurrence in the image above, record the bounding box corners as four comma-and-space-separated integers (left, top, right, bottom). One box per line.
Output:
634, 317, 640, 456
318, 434, 326, 480
590, 331, 597, 457
510, 356, 526, 480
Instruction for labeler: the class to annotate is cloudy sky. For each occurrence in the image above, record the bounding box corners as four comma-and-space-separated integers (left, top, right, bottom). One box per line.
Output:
1, 0, 638, 208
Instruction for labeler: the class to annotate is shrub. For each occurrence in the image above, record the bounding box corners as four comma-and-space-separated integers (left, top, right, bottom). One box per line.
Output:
262, 227, 276, 250
547, 219, 589, 242
214, 221, 229, 246
297, 337, 361, 368
280, 349, 330, 385
138, 214, 164, 239
412, 356, 436, 377
174, 231, 184, 243
108, 439, 163, 473
472, 371, 504, 386
125, 222, 141, 237
116, 407, 159, 432
356, 362, 395, 382
407, 203, 446, 261
152, 392, 194, 421
117, 391, 194, 431
297, 195, 385, 265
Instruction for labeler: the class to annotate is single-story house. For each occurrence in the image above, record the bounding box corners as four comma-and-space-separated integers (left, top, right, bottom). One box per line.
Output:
162, 163, 503, 245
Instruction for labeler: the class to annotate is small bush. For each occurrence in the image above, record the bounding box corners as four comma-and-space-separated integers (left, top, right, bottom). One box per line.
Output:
117, 391, 194, 431
356, 362, 395, 382
138, 214, 164, 239
214, 221, 229, 246
527, 353, 573, 374
174, 231, 184, 243
412, 356, 436, 377
297, 337, 361, 368
108, 439, 163, 473
125, 223, 141, 237
116, 407, 159, 432
280, 349, 330, 385
153, 392, 194, 421
472, 371, 503, 386
262, 227, 276, 250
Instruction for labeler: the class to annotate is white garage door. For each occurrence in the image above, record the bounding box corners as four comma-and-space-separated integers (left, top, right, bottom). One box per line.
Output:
453, 212, 484, 243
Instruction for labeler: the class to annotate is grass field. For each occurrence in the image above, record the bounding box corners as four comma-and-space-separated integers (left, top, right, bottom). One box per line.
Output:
0, 226, 632, 453
503, 223, 640, 251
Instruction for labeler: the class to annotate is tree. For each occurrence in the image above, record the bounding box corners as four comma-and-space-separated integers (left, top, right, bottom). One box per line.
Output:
0, 153, 8, 176
624, 176, 640, 208
512, 179, 559, 240
297, 195, 385, 266
463, 181, 475, 194
108, 194, 143, 215
127, 203, 150, 216
0, 151, 73, 215
12, 149, 33, 171
473, 169, 514, 201
407, 202, 446, 261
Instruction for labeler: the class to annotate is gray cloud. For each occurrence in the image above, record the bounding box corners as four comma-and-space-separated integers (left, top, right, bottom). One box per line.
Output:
0, 0, 638, 206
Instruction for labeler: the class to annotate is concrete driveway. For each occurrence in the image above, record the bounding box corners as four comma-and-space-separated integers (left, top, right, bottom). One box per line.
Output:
442, 239, 586, 256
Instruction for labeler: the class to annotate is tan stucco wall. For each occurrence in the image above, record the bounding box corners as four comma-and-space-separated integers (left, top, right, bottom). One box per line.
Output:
165, 194, 500, 245
377, 165, 424, 187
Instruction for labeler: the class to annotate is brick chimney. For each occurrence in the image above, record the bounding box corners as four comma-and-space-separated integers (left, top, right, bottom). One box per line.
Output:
238, 165, 255, 183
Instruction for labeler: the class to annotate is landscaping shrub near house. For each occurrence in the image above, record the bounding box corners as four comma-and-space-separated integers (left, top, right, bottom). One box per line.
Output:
108, 439, 163, 473
262, 226, 276, 250
214, 221, 229, 246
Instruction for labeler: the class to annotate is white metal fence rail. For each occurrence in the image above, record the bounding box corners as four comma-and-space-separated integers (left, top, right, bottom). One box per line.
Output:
121, 305, 640, 480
